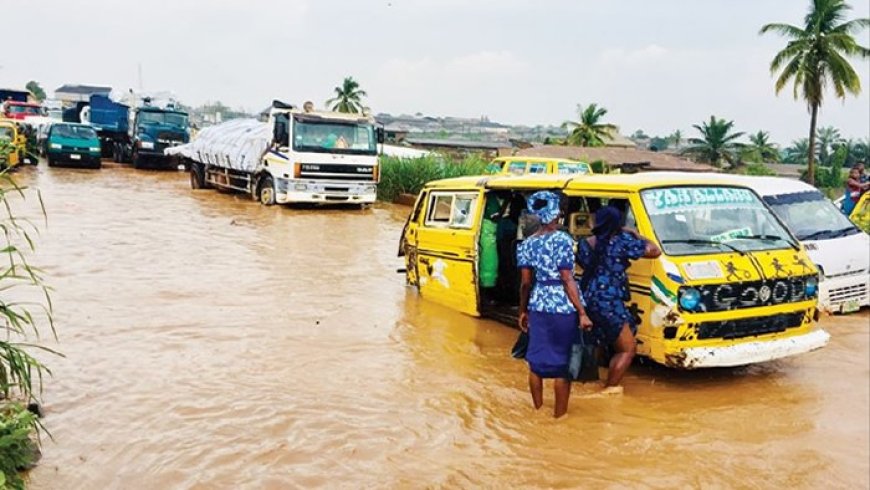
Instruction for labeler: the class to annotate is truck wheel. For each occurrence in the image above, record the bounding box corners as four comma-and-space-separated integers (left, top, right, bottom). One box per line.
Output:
257, 176, 276, 206
190, 163, 209, 189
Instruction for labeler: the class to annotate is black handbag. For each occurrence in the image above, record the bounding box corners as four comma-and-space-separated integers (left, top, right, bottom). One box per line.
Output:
568, 332, 599, 382
511, 331, 529, 359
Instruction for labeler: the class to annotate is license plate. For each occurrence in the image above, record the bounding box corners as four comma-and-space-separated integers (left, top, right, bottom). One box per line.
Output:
70, 154, 81, 160
840, 299, 860, 314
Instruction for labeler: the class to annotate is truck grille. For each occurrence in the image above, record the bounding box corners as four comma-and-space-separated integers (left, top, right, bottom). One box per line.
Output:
299, 163, 375, 181
695, 312, 806, 340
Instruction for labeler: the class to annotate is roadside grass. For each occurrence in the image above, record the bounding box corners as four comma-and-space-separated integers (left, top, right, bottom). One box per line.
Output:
377, 154, 491, 202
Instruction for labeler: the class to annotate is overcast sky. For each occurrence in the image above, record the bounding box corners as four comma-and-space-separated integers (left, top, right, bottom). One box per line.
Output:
4, 0, 869, 144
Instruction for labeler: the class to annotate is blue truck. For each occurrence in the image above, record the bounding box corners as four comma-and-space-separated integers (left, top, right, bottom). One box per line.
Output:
65, 94, 190, 169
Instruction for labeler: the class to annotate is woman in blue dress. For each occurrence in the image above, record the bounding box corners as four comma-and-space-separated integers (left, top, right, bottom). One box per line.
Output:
577, 205, 660, 394
517, 191, 593, 418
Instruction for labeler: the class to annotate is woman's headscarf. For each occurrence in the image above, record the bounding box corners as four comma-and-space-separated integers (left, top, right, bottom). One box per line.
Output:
592, 205, 622, 242
527, 191, 561, 225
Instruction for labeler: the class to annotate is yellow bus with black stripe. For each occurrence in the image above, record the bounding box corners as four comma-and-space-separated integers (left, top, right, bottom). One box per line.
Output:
399, 172, 829, 369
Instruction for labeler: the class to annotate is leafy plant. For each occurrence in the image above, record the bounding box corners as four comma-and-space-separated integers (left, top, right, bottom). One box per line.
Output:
561, 103, 617, 147
377, 155, 489, 202
24, 82, 45, 103
0, 403, 38, 490
760, 0, 870, 184
744, 131, 780, 162
742, 162, 778, 176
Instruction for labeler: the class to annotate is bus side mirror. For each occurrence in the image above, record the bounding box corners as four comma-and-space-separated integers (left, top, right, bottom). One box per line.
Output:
376, 127, 385, 144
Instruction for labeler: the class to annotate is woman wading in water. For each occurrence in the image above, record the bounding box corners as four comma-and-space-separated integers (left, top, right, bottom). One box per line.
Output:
517, 191, 592, 418
577, 206, 660, 395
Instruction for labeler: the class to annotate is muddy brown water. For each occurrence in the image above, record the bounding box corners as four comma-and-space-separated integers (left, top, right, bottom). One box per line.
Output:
10, 165, 869, 489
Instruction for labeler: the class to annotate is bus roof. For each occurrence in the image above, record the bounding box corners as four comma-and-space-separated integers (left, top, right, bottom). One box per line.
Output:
422, 172, 761, 193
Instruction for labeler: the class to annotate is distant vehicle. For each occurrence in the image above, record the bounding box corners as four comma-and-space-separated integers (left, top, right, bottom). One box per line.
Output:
0, 120, 24, 168
1, 100, 44, 120
849, 192, 869, 234
36, 121, 53, 155
0, 88, 29, 104
167, 101, 383, 206
65, 94, 190, 168
45, 123, 102, 169
489, 156, 593, 176
721, 175, 868, 314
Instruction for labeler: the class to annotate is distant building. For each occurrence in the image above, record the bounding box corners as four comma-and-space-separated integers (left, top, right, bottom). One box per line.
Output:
507, 145, 718, 173
406, 137, 512, 159
54, 84, 112, 104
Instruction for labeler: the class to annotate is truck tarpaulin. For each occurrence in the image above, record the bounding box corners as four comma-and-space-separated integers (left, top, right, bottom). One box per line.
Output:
166, 119, 270, 173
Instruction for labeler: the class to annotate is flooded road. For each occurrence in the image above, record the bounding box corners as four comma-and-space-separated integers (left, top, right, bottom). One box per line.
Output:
15, 165, 869, 489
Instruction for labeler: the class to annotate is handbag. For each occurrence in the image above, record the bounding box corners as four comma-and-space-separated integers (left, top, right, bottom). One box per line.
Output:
511, 331, 529, 359
568, 332, 599, 382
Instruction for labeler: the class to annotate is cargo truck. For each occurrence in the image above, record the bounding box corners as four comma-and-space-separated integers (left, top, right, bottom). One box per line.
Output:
167, 101, 383, 206
66, 94, 190, 168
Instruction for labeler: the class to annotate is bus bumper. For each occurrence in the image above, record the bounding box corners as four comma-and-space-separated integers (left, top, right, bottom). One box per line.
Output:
665, 329, 830, 369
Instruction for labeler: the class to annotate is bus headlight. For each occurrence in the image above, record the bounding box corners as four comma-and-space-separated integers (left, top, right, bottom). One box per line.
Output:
139, 141, 154, 150
805, 277, 818, 297
679, 288, 701, 311
50, 143, 61, 149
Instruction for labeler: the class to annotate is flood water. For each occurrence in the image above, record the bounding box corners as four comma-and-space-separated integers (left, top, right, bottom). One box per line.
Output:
12, 164, 869, 489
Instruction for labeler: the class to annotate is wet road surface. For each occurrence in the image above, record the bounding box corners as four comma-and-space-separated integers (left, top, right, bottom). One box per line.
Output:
12, 164, 869, 489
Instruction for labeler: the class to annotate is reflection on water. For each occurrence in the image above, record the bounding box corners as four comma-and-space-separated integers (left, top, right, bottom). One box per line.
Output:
13, 165, 868, 488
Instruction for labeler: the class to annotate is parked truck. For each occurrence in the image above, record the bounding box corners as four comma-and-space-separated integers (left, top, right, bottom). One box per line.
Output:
65, 94, 190, 168
166, 101, 383, 205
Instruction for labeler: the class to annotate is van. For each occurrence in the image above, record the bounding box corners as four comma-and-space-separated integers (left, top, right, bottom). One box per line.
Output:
0, 120, 23, 168
849, 192, 869, 234
489, 156, 592, 176
45, 123, 102, 169
399, 173, 829, 369
717, 175, 868, 314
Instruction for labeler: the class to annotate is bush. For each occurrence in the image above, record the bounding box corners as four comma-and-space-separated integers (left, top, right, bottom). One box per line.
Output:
377, 154, 490, 202
0, 403, 38, 490
742, 162, 777, 176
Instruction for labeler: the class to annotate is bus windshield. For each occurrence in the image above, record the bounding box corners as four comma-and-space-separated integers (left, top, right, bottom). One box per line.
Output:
0, 127, 13, 141
52, 124, 98, 140
764, 190, 859, 241
292, 118, 376, 155
641, 186, 796, 256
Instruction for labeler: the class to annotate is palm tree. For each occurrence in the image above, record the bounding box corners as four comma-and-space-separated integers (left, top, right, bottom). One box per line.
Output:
760, 0, 869, 185
561, 103, 617, 147
815, 126, 843, 165
746, 130, 781, 162
783, 138, 816, 164
325, 77, 368, 113
682, 116, 745, 168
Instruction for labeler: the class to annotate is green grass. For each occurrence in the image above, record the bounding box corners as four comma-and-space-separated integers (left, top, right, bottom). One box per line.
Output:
377, 154, 491, 202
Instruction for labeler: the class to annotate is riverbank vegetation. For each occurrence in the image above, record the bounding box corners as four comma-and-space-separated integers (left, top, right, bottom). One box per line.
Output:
0, 157, 58, 488
377, 155, 489, 202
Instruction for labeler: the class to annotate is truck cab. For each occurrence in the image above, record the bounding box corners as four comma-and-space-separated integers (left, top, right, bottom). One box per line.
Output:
2, 101, 44, 120
261, 105, 382, 204
123, 105, 189, 168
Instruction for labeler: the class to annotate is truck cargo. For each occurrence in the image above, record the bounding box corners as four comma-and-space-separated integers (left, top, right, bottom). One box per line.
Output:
167, 101, 383, 206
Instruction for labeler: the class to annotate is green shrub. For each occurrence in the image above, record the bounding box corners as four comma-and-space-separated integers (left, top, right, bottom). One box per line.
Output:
377, 154, 490, 202
0, 403, 38, 490
742, 162, 777, 176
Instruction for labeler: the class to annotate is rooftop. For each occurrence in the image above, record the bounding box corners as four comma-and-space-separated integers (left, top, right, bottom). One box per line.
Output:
54, 84, 112, 95
406, 138, 512, 150
511, 145, 717, 172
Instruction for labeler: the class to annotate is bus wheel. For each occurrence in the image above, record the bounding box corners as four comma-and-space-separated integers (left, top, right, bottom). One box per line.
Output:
258, 176, 276, 206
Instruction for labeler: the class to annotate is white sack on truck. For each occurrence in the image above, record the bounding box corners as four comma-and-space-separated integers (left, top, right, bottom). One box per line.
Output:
166, 119, 271, 173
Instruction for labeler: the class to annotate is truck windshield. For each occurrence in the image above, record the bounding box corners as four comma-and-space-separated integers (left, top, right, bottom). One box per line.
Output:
764, 190, 859, 241
641, 186, 795, 256
139, 111, 189, 128
292, 118, 376, 155
53, 124, 98, 140
9, 105, 41, 115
